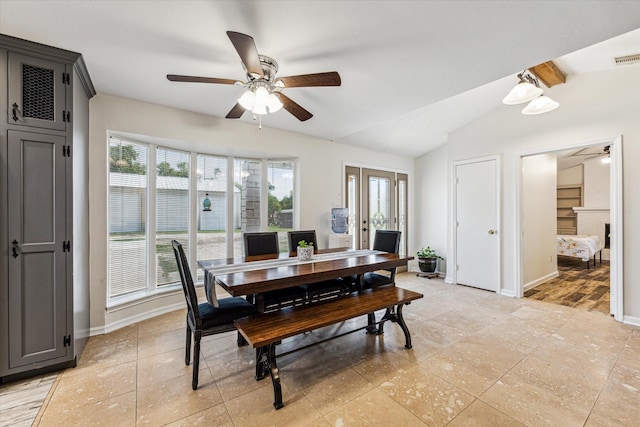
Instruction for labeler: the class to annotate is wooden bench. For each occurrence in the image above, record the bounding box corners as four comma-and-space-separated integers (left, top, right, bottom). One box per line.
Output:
234, 286, 423, 409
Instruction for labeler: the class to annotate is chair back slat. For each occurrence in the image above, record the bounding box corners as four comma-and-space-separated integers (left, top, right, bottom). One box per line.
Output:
287, 230, 318, 253
243, 232, 279, 256
172, 240, 201, 324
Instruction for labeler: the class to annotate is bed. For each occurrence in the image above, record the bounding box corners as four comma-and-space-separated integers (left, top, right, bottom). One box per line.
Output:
556, 235, 603, 268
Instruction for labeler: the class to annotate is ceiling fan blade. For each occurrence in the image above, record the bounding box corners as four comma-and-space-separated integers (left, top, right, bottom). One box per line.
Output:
167, 74, 238, 85
276, 72, 341, 88
225, 103, 246, 119
226, 31, 264, 78
277, 93, 313, 121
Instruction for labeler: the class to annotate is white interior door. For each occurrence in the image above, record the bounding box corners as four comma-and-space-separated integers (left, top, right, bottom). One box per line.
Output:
455, 159, 499, 291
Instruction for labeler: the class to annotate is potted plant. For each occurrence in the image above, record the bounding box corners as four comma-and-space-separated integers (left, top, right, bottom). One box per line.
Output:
416, 246, 443, 273
297, 240, 314, 261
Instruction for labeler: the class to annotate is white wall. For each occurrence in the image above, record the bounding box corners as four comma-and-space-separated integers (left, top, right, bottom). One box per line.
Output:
413, 143, 448, 273
415, 65, 640, 322
522, 153, 558, 288
89, 95, 414, 332
557, 164, 583, 186
583, 156, 610, 208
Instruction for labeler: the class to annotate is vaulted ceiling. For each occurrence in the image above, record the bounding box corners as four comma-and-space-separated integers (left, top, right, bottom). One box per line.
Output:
1, 1, 638, 158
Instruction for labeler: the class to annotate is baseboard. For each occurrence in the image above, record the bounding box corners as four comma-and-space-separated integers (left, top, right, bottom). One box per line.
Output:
623, 315, 640, 327
523, 271, 559, 292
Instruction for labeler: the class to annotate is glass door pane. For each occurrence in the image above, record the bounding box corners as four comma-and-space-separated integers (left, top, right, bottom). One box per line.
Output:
363, 169, 395, 249
233, 159, 262, 256
345, 166, 360, 249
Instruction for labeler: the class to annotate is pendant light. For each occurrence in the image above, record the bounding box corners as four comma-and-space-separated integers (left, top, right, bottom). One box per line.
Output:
503, 70, 559, 115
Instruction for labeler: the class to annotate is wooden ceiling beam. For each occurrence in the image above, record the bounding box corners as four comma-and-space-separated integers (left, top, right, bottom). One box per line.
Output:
529, 61, 566, 88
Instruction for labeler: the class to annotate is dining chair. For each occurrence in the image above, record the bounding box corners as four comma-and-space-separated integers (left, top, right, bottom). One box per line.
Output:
287, 230, 349, 302
361, 230, 402, 290
243, 232, 307, 311
172, 240, 258, 390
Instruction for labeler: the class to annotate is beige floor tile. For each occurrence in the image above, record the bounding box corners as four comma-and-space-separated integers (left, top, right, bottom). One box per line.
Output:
471, 316, 554, 354
208, 353, 270, 402
302, 368, 375, 415
137, 309, 186, 336
588, 379, 640, 426
137, 327, 185, 359
447, 399, 526, 427
421, 347, 505, 397
324, 388, 426, 426
507, 354, 606, 412
529, 335, 618, 377
38, 391, 136, 427
137, 347, 196, 388
439, 334, 526, 373
44, 361, 136, 414
136, 368, 222, 425
62, 337, 137, 378
224, 383, 323, 427
480, 373, 589, 426
377, 366, 474, 426
164, 403, 234, 427
351, 347, 421, 386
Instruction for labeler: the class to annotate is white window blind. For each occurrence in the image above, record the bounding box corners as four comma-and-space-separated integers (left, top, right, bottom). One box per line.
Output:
108, 137, 148, 298
156, 147, 190, 286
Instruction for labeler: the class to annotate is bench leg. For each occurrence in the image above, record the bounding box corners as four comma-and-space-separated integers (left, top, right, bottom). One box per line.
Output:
376, 304, 413, 349
256, 344, 284, 409
366, 313, 379, 334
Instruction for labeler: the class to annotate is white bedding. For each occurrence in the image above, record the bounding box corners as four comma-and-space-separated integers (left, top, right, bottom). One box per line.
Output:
556, 235, 603, 262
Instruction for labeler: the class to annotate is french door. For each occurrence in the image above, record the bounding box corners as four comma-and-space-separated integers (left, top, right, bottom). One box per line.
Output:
345, 166, 408, 256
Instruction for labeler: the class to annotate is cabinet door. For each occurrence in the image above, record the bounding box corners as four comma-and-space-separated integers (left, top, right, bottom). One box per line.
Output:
7, 52, 68, 131
7, 130, 70, 368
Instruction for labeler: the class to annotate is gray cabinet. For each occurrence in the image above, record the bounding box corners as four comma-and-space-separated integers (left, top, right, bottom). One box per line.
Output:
0, 34, 94, 382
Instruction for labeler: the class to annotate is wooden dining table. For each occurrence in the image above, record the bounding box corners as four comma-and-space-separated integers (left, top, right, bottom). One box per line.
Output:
197, 248, 413, 312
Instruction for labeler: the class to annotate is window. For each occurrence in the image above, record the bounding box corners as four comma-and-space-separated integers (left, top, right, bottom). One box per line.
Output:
268, 160, 294, 252
196, 154, 227, 280
106, 135, 295, 304
108, 137, 148, 298
233, 159, 262, 256
156, 148, 190, 286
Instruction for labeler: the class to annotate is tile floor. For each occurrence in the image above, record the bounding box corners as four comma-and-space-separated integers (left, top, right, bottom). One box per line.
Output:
2, 272, 639, 426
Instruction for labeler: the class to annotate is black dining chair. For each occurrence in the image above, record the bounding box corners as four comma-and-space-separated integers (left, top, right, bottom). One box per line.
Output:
243, 232, 307, 311
361, 230, 402, 290
172, 240, 258, 390
287, 230, 349, 302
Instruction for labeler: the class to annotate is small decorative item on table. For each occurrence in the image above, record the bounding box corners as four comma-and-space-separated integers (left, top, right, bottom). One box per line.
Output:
297, 240, 314, 261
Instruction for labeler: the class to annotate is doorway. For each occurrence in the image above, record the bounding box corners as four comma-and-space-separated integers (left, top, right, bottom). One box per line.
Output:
518, 137, 623, 320
345, 166, 408, 256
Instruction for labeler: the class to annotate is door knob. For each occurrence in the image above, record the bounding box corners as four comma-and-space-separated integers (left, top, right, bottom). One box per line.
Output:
362, 227, 368, 232
12, 240, 19, 258
488, 229, 496, 235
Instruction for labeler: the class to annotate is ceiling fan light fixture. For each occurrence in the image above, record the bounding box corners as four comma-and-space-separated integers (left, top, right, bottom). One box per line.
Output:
267, 93, 283, 113
252, 86, 270, 115
238, 89, 255, 110
502, 82, 543, 104
521, 95, 559, 115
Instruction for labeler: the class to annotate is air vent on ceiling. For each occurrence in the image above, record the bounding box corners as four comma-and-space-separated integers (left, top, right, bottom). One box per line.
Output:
614, 53, 640, 65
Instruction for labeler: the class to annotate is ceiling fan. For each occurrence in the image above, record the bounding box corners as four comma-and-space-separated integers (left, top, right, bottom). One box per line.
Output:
167, 31, 341, 121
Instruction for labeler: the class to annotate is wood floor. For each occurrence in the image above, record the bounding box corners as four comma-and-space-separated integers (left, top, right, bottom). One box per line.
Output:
525, 256, 610, 314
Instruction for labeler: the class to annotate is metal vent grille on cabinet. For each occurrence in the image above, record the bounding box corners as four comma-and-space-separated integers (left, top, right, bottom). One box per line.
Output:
22, 64, 55, 121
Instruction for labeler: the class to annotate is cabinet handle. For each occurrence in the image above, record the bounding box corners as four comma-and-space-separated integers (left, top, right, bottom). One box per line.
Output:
12, 103, 19, 121
12, 240, 19, 258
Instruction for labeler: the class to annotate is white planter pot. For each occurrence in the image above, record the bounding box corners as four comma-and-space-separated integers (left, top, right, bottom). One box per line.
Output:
297, 246, 313, 261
